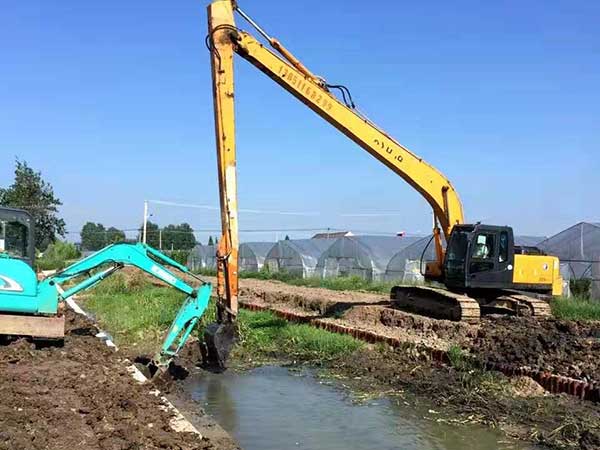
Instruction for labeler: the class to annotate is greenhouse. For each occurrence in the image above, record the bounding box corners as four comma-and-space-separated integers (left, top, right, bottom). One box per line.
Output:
315, 235, 422, 281
186, 244, 217, 271
385, 235, 435, 283
264, 238, 336, 278
239, 242, 274, 272
538, 222, 600, 299
384, 234, 548, 283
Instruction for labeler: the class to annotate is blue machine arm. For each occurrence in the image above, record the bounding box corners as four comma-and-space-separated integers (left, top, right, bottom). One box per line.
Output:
47, 242, 197, 298
38, 242, 212, 370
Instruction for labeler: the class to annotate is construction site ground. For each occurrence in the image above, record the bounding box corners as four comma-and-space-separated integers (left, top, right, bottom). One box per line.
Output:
7, 272, 598, 449
233, 278, 600, 385
0, 308, 240, 450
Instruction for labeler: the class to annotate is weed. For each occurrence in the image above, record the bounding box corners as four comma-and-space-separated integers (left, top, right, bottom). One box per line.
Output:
550, 296, 600, 321
447, 344, 470, 371
236, 309, 363, 361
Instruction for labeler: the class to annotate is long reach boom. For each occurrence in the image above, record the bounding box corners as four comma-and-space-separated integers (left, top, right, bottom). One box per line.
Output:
207, 0, 464, 322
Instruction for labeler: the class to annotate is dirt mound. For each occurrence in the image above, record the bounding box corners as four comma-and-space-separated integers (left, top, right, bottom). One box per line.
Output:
474, 317, 600, 382
0, 310, 215, 450
510, 376, 547, 398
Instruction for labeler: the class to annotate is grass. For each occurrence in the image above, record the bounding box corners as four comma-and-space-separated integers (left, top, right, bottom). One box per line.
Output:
236, 309, 363, 361
83, 274, 363, 360
550, 296, 600, 321
84, 274, 186, 351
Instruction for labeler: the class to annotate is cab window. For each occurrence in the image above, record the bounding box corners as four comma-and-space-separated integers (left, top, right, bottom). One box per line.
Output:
1, 221, 28, 259
470, 233, 495, 273
499, 231, 509, 263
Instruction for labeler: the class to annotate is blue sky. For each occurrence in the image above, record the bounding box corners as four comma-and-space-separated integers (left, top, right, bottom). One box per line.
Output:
1, 0, 598, 244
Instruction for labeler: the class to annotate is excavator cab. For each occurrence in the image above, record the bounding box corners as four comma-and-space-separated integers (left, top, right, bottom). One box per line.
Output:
444, 224, 516, 291
0, 207, 35, 268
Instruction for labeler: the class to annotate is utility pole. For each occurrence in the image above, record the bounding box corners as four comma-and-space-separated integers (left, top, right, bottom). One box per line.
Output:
142, 200, 148, 244
159, 228, 162, 250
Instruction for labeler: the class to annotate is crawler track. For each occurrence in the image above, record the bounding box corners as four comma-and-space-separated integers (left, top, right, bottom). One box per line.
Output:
391, 285, 481, 323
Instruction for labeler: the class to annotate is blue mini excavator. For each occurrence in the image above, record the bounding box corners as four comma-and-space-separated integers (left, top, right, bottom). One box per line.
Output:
0, 206, 212, 373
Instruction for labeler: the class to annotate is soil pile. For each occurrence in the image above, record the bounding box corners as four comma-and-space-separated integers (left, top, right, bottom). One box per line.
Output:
474, 317, 600, 382
0, 310, 215, 450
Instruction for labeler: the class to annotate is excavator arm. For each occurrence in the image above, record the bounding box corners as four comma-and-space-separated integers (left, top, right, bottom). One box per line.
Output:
207, 0, 465, 322
40, 242, 212, 370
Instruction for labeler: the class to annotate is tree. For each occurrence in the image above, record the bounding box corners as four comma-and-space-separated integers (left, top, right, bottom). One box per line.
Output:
285, 235, 290, 240
80, 222, 106, 251
162, 223, 196, 250
137, 221, 160, 248
208, 236, 214, 246
0, 159, 66, 250
106, 227, 126, 244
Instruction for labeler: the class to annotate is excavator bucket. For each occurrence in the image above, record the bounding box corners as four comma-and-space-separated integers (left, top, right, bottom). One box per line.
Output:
203, 321, 237, 370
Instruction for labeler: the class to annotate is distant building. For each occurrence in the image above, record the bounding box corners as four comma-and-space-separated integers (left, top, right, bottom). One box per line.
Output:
311, 231, 353, 239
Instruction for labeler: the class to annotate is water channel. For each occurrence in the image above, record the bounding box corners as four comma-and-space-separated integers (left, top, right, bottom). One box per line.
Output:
186, 366, 536, 450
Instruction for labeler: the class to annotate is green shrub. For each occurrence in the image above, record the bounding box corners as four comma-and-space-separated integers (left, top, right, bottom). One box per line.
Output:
570, 278, 592, 299
36, 241, 81, 271
166, 249, 190, 266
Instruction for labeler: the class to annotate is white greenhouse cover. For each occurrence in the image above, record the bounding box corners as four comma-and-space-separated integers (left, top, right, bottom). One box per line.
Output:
265, 238, 336, 278
538, 222, 600, 299
316, 235, 422, 281
239, 242, 275, 272
187, 244, 217, 271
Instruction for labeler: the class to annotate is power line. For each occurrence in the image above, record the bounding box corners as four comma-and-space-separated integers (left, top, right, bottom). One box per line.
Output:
65, 227, 345, 234
148, 199, 319, 216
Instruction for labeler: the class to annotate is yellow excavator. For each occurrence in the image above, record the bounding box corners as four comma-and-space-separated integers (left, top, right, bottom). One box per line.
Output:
204, 1, 562, 360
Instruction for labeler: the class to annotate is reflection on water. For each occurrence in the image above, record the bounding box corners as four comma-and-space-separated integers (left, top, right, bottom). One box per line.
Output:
187, 366, 532, 450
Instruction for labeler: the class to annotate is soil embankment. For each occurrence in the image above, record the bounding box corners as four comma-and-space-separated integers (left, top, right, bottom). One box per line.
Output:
234, 278, 600, 385
0, 309, 238, 450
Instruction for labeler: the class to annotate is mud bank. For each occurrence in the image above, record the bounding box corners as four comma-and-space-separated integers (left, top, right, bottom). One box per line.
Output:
329, 346, 600, 450
0, 309, 238, 450
234, 278, 600, 385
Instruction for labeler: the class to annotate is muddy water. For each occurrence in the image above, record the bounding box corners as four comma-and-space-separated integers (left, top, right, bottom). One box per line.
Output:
187, 366, 534, 450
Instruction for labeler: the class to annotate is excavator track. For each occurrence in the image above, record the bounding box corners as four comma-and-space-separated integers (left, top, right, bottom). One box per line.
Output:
390, 285, 481, 323
479, 293, 552, 318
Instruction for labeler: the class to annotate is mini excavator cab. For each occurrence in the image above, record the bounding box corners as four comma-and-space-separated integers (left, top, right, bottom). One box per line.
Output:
0, 207, 35, 268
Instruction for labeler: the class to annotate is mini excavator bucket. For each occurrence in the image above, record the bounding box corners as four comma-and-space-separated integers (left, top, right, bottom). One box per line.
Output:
203, 319, 237, 370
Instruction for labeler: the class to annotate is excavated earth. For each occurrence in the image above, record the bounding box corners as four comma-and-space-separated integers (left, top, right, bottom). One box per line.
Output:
0, 309, 238, 450
233, 278, 600, 385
